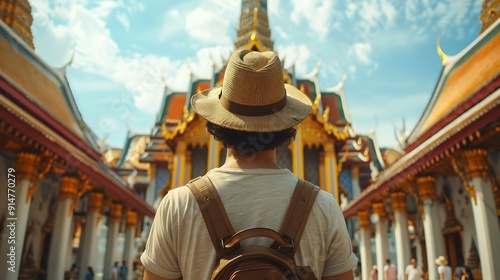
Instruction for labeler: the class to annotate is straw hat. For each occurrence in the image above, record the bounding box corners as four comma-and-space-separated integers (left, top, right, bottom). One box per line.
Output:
191, 49, 311, 132
435, 256, 448, 266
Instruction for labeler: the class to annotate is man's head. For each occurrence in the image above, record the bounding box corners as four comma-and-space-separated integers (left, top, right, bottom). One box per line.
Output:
191, 50, 311, 135
386, 259, 391, 265
410, 258, 417, 267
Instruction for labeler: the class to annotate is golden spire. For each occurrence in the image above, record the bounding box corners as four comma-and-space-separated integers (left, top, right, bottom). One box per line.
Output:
235, 0, 274, 51
0, 0, 35, 48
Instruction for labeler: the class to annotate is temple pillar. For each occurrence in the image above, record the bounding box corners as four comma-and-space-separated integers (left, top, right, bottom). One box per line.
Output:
351, 166, 361, 197
461, 149, 500, 279
373, 202, 389, 280
172, 142, 187, 188
0, 152, 40, 280
123, 210, 138, 280
65, 218, 78, 271
324, 142, 337, 199
79, 192, 103, 280
318, 151, 325, 190
391, 191, 411, 280
185, 150, 192, 183
47, 176, 78, 280
358, 209, 373, 280
207, 137, 221, 170
292, 125, 305, 179
103, 203, 122, 280
417, 176, 444, 280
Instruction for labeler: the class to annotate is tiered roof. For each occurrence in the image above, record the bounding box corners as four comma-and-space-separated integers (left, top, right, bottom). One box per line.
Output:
343, 19, 500, 217
0, 21, 154, 216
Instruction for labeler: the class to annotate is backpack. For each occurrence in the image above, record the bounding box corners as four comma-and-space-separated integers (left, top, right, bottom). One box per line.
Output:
186, 175, 319, 280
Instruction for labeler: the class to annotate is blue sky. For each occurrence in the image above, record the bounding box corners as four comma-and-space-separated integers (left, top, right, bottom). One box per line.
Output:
29, 0, 484, 149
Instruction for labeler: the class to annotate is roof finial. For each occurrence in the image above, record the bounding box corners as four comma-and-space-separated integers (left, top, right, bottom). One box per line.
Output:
305, 58, 323, 78
436, 34, 447, 67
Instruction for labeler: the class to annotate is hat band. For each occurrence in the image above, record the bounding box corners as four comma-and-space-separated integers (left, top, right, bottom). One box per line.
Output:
220, 93, 287, 116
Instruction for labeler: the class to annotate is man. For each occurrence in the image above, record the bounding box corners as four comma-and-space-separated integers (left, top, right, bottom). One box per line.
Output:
119, 260, 129, 280
384, 259, 397, 280
140, 50, 358, 279
405, 258, 423, 280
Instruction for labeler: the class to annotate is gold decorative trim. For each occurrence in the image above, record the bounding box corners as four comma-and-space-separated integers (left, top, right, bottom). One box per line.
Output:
462, 149, 489, 179
391, 192, 406, 212
358, 209, 370, 228
416, 176, 437, 201
109, 203, 123, 224
87, 192, 103, 214
372, 202, 386, 220
126, 210, 138, 228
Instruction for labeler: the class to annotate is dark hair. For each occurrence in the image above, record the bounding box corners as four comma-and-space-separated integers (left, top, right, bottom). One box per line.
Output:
463, 266, 474, 280
206, 122, 296, 155
87, 266, 94, 277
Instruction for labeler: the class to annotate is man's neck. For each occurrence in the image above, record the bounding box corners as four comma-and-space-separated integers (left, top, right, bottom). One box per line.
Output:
221, 148, 281, 169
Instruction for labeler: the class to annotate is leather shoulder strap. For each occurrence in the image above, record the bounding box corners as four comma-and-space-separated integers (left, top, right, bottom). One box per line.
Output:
273, 179, 320, 256
186, 176, 236, 259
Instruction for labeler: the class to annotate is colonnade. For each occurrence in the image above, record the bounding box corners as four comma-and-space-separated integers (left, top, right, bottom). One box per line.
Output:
0, 151, 141, 280
354, 149, 500, 280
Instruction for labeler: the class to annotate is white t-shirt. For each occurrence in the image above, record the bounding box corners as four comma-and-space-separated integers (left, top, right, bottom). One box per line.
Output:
438, 265, 452, 280
405, 264, 424, 280
141, 168, 358, 279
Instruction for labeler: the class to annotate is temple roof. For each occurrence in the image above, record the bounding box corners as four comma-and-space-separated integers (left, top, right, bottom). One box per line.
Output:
0, 21, 101, 157
115, 133, 150, 170
321, 75, 352, 126
0, 21, 154, 216
406, 20, 500, 152
343, 20, 500, 217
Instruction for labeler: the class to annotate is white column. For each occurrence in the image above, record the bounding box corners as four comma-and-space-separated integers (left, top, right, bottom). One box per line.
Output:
47, 198, 73, 279
0, 152, 40, 280
65, 218, 77, 271
103, 204, 122, 280
468, 177, 500, 278
123, 210, 138, 280
373, 203, 388, 280
79, 192, 103, 280
172, 142, 187, 189
351, 166, 360, 198
391, 192, 411, 280
417, 177, 444, 280
462, 149, 500, 279
358, 210, 372, 280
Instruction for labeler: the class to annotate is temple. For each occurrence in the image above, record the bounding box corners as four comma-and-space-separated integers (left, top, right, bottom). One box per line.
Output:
343, 3, 500, 279
0, 1, 153, 280
1, 0, 498, 279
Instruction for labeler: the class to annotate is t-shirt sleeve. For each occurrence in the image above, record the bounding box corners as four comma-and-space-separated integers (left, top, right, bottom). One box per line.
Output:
322, 195, 358, 276
140, 192, 182, 279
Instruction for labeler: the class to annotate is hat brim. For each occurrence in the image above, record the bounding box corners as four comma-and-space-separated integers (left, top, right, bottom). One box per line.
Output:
191, 84, 312, 132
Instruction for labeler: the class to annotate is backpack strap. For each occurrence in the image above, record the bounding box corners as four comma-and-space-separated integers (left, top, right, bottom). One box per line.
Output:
272, 178, 320, 257
186, 176, 236, 259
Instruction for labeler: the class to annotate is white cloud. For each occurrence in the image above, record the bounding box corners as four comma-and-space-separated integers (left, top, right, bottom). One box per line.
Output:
116, 12, 130, 31
276, 44, 312, 75
290, 0, 334, 40
159, 9, 183, 41
268, 0, 281, 15
350, 43, 372, 65
185, 7, 232, 45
